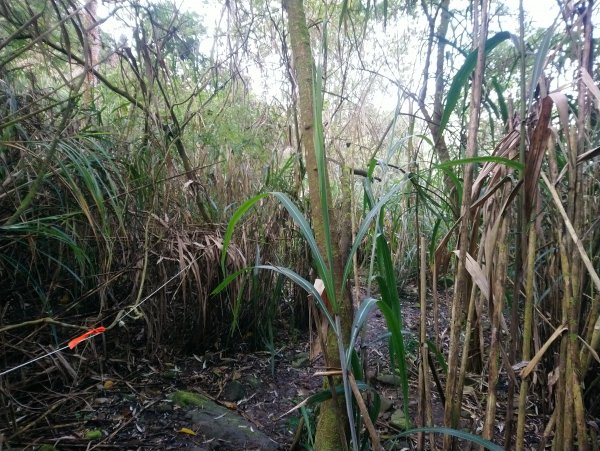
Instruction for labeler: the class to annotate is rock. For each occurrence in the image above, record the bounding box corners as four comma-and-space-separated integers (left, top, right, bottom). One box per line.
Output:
390, 408, 412, 430
379, 397, 394, 414
292, 352, 309, 368
222, 380, 245, 402
170, 391, 278, 450
376, 373, 402, 386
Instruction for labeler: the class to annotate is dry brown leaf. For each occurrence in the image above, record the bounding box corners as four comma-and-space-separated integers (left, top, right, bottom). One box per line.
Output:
541, 172, 600, 293
520, 325, 567, 379
524, 96, 553, 219
577, 145, 600, 164
582, 67, 600, 110
452, 250, 489, 300
548, 92, 570, 136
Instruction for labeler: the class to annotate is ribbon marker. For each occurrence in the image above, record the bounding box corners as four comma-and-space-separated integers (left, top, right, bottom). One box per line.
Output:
68, 326, 106, 349
0, 326, 106, 378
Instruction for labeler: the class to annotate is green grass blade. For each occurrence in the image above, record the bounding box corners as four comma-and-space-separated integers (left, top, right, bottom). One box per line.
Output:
435, 156, 524, 172
342, 179, 409, 290
211, 268, 249, 295
220, 191, 334, 312
300, 406, 315, 449
346, 297, 378, 366
255, 265, 335, 329
393, 427, 502, 451
426, 339, 448, 374
491, 77, 508, 125
309, 62, 338, 313
528, 25, 555, 110
220, 192, 269, 271
439, 32, 512, 137
377, 299, 409, 421
270, 192, 334, 311
311, 65, 336, 312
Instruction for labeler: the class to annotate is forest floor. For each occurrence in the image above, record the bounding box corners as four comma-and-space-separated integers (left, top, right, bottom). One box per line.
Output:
2, 286, 546, 450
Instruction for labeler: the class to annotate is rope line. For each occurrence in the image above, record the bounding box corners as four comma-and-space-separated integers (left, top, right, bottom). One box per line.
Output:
0, 258, 200, 378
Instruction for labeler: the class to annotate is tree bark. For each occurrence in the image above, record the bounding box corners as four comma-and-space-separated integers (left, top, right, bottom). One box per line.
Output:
284, 1, 353, 449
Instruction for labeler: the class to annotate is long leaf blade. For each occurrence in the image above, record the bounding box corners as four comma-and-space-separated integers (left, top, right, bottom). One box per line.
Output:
439, 32, 512, 137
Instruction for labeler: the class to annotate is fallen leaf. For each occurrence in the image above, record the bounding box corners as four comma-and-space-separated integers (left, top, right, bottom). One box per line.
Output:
221, 401, 238, 410
178, 427, 196, 436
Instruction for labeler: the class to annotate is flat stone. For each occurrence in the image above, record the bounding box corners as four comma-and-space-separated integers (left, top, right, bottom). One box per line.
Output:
390, 408, 412, 430
379, 396, 394, 414
376, 373, 402, 386
170, 391, 278, 450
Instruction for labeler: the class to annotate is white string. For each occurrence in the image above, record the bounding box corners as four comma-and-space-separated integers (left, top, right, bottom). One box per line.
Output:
111, 258, 198, 325
0, 258, 200, 378
1, 345, 68, 378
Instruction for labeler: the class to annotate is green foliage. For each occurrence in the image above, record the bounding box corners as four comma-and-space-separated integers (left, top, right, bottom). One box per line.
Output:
439, 32, 513, 137
394, 427, 503, 450
527, 25, 556, 109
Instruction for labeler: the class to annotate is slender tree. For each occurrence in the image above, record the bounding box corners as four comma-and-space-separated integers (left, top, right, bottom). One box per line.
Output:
284, 1, 354, 449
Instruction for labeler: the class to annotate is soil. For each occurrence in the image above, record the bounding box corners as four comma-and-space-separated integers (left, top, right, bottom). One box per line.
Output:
0, 287, 546, 450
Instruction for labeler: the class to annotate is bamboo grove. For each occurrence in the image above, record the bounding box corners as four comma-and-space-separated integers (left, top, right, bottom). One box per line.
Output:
1, 0, 599, 449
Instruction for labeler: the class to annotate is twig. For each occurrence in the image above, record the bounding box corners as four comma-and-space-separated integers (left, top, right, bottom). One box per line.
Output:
347, 372, 382, 451
0, 318, 85, 334
8, 397, 68, 440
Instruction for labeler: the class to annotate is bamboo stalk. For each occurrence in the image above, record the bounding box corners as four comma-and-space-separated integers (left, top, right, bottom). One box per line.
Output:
457, 242, 486, 436
553, 334, 567, 449
417, 236, 435, 449
482, 214, 509, 443
443, 1, 490, 447
516, 225, 537, 450
558, 234, 574, 450
511, 0, 527, 445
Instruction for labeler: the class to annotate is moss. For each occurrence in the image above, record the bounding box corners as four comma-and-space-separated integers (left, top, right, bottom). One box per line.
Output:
85, 430, 103, 440
314, 399, 345, 450
170, 390, 209, 408
390, 409, 413, 430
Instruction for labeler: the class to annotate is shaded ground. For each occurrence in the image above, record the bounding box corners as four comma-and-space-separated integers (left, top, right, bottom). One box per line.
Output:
1, 287, 546, 450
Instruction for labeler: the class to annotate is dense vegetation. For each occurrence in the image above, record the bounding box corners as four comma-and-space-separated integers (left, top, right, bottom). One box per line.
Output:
1, 0, 599, 449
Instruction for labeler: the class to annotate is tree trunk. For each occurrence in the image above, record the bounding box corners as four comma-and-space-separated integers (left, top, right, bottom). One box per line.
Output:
284, 1, 353, 449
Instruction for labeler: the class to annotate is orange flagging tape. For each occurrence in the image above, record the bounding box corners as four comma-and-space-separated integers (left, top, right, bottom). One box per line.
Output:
1, 326, 106, 377
67, 326, 106, 349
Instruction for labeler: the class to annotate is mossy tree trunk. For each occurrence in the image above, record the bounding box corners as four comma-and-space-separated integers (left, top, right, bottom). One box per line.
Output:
284, 0, 353, 449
